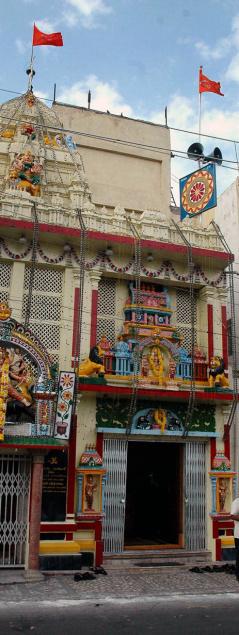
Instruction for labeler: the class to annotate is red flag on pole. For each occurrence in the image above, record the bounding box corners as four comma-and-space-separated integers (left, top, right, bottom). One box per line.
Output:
199, 66, 224, 96
32, 23, 63, 47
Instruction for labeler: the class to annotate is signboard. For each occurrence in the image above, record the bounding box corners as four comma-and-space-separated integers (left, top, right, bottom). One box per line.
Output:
54, 371, 76, 440
180, 163, 217, 221
41, 450, 67, 521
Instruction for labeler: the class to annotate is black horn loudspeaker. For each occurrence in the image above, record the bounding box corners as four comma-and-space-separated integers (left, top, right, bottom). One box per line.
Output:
187, 142, 204, 161
203, 147, 222, 166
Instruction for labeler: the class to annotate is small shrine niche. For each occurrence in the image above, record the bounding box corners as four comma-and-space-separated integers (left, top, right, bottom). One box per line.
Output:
76, 446, 107, 516
0, 302, 58, 440
210, 452, 237, 515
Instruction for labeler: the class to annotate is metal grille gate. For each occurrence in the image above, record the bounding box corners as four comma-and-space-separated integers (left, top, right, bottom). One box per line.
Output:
103, 439, 207, 554
0, 455, 31, 567
184, 442, 206, 550
103, 438, 128, 554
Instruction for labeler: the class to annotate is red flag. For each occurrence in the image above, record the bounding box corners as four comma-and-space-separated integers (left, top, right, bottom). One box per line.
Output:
199, 66, 224, 96
32, 23, 63, 47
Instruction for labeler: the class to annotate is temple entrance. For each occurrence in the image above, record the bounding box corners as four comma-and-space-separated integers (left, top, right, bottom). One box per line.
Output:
124, 442, 183, 548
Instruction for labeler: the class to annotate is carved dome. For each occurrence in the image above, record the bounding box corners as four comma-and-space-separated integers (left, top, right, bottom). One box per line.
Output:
0, 90, 91, 212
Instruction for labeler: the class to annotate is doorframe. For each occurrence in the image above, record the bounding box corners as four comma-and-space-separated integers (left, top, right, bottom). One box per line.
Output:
124, 439, 185, 551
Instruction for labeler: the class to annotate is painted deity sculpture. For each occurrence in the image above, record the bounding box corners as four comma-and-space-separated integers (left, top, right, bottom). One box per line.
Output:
84, 475, 97, 511
78, 346, 105, 377
218, 478, 228, 512
208, 356, 229, 388
8, 151, 42, 196
0, 346, 35, 430
148, 344, 164, 385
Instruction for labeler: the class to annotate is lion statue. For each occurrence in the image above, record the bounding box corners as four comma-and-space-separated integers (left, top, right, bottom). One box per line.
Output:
208, 356, 229, 388
78, 346, 105, 377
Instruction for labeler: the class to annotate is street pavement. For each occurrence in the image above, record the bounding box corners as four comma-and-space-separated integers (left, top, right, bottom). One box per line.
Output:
0, 563, 239, 601
0, 565, 239, 634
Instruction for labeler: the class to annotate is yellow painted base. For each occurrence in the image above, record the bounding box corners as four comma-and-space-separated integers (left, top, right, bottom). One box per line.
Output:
39, 540, 81, 555
39, 539, 96, 555
220, 536, 234, 547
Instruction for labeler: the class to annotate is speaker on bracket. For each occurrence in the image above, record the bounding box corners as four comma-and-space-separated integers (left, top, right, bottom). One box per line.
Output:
187, 142, 204, 161
203, 147, 223, 166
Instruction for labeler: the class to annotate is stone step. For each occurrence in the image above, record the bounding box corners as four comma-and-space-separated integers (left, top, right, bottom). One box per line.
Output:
103, 549, 212, 570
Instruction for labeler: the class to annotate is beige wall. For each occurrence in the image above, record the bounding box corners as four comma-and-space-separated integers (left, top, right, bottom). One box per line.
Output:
53, 103, 171, 215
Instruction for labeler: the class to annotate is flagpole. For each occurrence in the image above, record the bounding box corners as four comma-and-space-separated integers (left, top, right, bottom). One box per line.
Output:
199, 92, 202, 142
198, 66, 202, 170
27, 25, 35, 92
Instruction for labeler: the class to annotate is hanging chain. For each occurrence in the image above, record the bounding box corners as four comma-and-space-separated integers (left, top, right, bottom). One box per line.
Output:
126, 218, 141, 435
172, 220, 196, 436
24, 202, 39, 329
74, 205, 87, 371
211, 221, 238, 439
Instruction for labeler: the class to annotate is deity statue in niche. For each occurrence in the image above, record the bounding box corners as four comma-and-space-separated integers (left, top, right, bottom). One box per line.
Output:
148, 343, 164, 385
218, 478, 228, 512
84, 475, 97, 511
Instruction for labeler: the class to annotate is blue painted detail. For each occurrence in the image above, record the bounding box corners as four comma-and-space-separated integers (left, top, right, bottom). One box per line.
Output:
211, 476, 217, 513
76, 473, 83, 514
180, 163, 217, 221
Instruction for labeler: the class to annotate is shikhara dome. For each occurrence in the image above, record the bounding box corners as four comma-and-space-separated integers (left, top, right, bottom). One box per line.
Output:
0, 90, 90, 212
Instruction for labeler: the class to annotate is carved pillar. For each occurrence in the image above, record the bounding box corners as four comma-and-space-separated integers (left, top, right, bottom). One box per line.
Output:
217, 288, 229, 370
89, 270, 102, 349
28, 454, 44, 570
198, 287, 215, 360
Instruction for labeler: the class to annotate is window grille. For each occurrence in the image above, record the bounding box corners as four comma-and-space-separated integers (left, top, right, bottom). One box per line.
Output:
176, 288, 198, 353
0, 262, 12, 302
96, 278, 116, 345
22, 266, 63, 360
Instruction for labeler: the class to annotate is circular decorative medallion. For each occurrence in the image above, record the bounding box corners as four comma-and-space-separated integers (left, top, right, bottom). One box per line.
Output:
181, 169, 214, 214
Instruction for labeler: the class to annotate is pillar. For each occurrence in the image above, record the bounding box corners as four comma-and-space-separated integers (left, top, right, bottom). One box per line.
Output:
9, 261, 25, 322
28, 454, 44, 570
89, 270, 102, 348
198, 287, 215, 360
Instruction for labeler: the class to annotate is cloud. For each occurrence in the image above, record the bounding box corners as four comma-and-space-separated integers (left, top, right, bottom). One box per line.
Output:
151, 94, 238, 204
195, 37, 231, 61
226, 52, 239, 81
34, 18, 56, 33
194, 11, 239, 67
57, 75, 134, 116
65, 0, 111, 17
35, 90, 49, 100
15, 38, 28, 55
63, 0, 112, 28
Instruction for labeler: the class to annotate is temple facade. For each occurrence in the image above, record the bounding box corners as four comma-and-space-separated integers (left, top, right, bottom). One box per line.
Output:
0, 89, 236, 570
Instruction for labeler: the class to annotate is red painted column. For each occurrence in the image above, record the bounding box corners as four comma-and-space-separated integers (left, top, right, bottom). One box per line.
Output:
28, 454, 44, 570
221, 305, 228, 369
210, 438, 217, 467
207, 304, 214, 361
96, 432, 103, 459
224, 424, 231, 460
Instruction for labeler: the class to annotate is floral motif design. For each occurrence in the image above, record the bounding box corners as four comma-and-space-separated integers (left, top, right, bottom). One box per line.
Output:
54, 371, 76, 440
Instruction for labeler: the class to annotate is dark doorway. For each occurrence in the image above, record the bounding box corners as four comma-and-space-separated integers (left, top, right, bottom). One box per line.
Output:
124, 442, 182, 547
